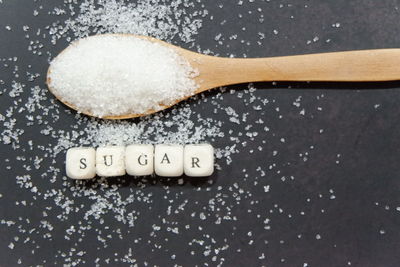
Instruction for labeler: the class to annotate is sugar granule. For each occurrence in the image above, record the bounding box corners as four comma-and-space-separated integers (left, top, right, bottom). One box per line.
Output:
48, 0, 206, 45
48, 35, 198, 117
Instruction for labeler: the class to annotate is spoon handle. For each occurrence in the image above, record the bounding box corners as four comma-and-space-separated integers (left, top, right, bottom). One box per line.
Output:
195, 49, 400, 91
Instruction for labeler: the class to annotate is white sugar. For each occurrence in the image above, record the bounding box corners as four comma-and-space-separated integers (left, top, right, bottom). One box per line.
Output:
50, 0, 206, 44
48, 35, 198, 117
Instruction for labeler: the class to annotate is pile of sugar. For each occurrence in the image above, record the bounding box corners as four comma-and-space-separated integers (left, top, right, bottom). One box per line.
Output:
48, 35, 198, 117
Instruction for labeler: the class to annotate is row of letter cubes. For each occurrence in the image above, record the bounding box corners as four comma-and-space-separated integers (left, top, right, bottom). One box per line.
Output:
66, 144, 214, 179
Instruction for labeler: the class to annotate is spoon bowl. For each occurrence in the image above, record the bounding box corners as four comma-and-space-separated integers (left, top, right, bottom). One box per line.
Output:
47, 34, 400, 119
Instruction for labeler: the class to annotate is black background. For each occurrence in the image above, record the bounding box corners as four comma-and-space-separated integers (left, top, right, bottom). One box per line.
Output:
1, 1, 400, 266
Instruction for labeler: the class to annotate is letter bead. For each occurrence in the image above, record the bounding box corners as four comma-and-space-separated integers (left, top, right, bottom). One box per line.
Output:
125, 144, 154, 176
66, 147, 96, 179
154, 144, 184, 177
96, 146, 126, 177
184, 144, 214, 177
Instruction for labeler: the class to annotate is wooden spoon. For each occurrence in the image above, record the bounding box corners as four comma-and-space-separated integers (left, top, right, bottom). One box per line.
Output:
47, 34, 400, 119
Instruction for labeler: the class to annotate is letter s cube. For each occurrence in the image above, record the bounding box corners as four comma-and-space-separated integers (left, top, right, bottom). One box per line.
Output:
66, 147, 96, 179
184, 144, 214, 177
125, 144, 154, 176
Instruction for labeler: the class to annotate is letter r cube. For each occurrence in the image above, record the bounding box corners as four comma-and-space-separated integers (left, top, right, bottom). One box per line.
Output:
184, 144, 214, 177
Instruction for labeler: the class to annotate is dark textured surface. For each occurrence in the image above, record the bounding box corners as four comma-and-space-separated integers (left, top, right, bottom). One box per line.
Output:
1, 1, 400, 266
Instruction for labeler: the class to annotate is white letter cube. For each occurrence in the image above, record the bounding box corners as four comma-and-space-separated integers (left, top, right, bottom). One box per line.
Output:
96, 146, 126, 177
184, 144, 214, 177
66, 147, 96, 179
125, 144, 154, 176
154, 144, 184, 177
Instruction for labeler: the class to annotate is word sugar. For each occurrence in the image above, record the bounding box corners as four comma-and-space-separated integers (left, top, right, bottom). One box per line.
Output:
66, 144, 214, 179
